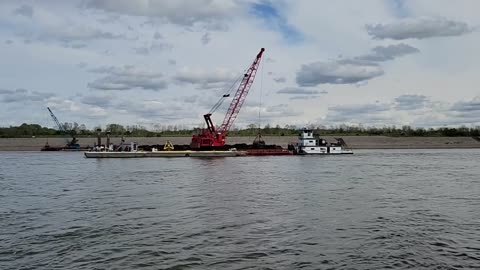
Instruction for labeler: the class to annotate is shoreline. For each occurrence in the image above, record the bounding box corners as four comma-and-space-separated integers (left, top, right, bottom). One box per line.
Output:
1, 136, 479, 151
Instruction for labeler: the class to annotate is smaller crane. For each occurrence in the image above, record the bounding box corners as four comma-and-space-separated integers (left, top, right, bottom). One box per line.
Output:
47, 107, 80, 149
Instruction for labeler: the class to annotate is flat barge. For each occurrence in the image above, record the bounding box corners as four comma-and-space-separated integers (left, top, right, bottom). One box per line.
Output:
84, 150, 246, 158
83, 128, 354, 158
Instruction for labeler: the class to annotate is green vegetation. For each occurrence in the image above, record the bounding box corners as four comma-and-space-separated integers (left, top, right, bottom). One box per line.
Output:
1, 123, 480, 138
0, 124, 58, 137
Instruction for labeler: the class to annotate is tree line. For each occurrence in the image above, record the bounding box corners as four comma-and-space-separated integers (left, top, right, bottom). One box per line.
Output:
1, 123, 480, 138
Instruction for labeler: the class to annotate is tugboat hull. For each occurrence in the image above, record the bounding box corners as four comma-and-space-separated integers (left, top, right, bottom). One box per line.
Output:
296, 150, 354, 155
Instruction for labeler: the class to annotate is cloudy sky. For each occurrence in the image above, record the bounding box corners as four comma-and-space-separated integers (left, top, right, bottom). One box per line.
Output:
1, 0, 479, 129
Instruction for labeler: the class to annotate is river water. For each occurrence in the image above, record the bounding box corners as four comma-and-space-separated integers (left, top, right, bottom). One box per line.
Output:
1, 150, 479, 269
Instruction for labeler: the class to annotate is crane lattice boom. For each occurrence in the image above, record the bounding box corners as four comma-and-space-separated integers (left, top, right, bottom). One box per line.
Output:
219, 48, 264, 133
47, 107, 66, 133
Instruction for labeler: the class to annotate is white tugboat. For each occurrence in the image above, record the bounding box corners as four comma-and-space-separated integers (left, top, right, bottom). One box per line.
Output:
289, 128, 353, 155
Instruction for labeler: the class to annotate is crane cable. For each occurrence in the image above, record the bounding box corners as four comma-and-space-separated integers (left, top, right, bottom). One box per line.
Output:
258, 55, 264, 132
208, 69, 247, 114
197, 69, 246, 129
202, 49, 263, 127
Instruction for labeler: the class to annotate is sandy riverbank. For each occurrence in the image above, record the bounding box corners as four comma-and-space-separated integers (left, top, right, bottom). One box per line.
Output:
1, 136, 479, 151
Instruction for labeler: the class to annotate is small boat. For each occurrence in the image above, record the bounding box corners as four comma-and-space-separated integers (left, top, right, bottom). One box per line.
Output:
288, 128, 353, 155
41, 141, 90, 151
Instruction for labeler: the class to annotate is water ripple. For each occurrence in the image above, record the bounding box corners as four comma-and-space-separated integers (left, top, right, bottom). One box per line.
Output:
1, 150, 480, 269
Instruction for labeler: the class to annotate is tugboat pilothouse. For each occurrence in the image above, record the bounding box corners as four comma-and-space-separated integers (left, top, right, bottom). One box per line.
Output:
289, 128, 353, 155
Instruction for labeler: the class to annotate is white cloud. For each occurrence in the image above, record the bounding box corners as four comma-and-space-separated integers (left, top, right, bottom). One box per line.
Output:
366, 17, 473, 40
451, 96, 480, 112
0, 88, 54, 103
46, 97, 108, 118
87, 66, 168, 91
277, 87, 325, 95
201, 32, 211, 45
133, 42, 173, 55
394, 94, 429, 110
322, 95, 480, 128
1, 1, 480, 128
174, 68, 238, 89
356, 43, 419, 62
84, 0, 240, 28
273, 76, 286, 83
13, 4, 34, 18
2, 3, 127, 45
239, 104, 303, 125
296, 60, 384, 86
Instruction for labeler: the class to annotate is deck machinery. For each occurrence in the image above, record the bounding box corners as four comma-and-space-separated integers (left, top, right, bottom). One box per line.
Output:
190, 48, 265, 149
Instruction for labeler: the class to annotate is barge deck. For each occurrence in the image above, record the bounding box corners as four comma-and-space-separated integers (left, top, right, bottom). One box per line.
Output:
84, 150, 247, 158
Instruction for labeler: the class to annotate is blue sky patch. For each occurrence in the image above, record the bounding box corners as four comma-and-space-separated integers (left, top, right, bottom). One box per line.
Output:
249, 1, 303, 44
388, 0, 410, 18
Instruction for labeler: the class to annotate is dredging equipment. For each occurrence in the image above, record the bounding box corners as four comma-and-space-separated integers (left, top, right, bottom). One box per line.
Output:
190, 48, 265, 149
41, 107, 88, 151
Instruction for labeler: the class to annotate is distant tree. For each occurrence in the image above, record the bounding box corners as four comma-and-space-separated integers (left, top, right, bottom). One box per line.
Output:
106, 123, 126, 135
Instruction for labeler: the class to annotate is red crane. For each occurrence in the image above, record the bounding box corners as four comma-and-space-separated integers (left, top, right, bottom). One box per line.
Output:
191, 48, 265, 149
